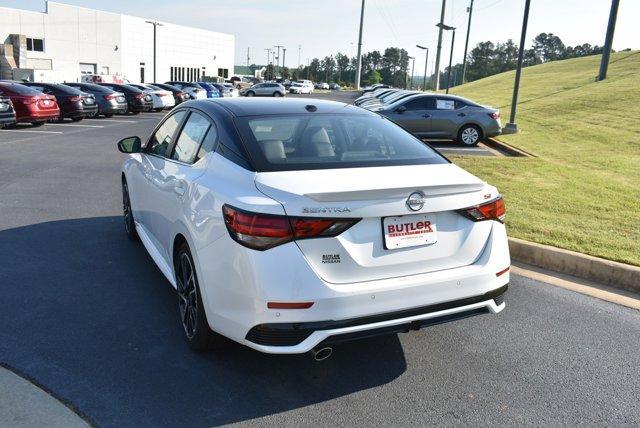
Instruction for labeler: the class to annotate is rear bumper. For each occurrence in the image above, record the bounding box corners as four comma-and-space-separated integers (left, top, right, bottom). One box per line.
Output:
246, 285, 507, 350
196, 221, 510, 354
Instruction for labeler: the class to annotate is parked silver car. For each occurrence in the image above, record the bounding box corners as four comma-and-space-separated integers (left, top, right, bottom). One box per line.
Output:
240, 82, 286, 97
375, 94, 501, 146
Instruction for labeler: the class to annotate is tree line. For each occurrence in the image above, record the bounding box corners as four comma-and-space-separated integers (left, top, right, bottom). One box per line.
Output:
248, 33, 606, 88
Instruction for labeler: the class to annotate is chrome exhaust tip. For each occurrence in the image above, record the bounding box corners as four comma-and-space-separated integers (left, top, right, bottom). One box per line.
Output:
310, 346, 333, 361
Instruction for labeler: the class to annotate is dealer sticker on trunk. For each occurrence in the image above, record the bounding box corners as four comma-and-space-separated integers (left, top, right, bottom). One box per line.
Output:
383, 214, 437, 249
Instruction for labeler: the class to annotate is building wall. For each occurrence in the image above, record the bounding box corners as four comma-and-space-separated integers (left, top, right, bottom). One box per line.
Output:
0, 1, 234, 83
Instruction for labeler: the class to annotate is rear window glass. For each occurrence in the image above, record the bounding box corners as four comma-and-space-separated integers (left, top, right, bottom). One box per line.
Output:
1, 84, 42, 95
236, 114, 447, 172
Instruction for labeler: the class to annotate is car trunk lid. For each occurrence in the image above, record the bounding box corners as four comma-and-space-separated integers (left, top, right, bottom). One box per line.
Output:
255, 164, 497, 284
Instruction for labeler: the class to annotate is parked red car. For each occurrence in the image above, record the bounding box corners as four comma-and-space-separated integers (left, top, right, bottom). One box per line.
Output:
0, 82, 60, 126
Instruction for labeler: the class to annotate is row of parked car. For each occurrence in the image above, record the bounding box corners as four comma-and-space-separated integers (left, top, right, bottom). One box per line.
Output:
0, 80, 239, 127
356, 85, 502, 146
236, 79, 342, 97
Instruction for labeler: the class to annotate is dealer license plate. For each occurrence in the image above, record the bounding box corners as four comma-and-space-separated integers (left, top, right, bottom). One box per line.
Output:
383, 214, 437, 249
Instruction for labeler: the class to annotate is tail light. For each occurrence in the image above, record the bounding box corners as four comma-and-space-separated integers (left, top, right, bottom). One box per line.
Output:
458, 196, 506, 223
489, 111, 500, 120
22, 96, 38, 105
135, 93, 145, 99
222, 205, 360, 251
69, 95, 81, 102
104, 94, 117, 100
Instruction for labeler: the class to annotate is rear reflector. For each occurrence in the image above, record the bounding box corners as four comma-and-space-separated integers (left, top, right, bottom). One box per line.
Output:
458, 196, 506, 223
496, 267, 510, 277
489, 111, 500, 120
267, 302, 314, 309
222, 204, 360, 251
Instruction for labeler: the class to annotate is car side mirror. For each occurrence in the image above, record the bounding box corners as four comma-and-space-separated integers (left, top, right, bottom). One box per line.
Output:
395, 105, 407, 114
117, 136, 141, 153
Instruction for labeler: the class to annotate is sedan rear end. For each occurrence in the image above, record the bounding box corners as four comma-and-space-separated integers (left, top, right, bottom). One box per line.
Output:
0, 96, 16, 127
0, 82, 60, 125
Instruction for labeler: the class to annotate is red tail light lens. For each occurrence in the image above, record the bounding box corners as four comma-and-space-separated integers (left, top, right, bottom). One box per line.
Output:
69, 95, 81, 102
104, 94, 116, 100
489, 111, 500, 120
135, 93, 144, 99
458, 196, 506, 223
222, 205, 360, 250
22, 96, 38, 105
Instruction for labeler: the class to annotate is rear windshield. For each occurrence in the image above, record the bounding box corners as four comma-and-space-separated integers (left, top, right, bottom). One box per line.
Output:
0, 83, 41, 96
236, 114, 448, 172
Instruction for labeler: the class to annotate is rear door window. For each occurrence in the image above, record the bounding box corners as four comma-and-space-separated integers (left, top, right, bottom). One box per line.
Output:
147, 110, 187, 157
171, 112, 212, 164
436, 98, 456, 110
403, 96, 436, 111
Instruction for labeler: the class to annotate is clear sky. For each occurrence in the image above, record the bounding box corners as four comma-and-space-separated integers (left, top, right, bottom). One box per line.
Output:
3, 0, 638, 76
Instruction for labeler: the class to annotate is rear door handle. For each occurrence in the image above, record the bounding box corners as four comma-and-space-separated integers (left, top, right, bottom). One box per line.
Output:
422, 114, 431, 118
458, 113, 466, 117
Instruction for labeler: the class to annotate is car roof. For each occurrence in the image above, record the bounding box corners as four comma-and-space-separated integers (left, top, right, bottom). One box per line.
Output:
185, 98, 374, 118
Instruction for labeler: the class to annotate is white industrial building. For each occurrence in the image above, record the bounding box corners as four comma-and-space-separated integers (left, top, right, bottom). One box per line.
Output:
0, 1, 235, 83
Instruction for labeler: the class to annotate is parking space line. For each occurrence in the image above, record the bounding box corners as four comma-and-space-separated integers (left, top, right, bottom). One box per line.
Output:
44, 124, 104, 128
85, 119, 138, 123
0, 129, 63, 134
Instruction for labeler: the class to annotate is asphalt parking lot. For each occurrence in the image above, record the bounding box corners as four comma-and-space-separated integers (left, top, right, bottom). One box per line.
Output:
1, 98, 639, 427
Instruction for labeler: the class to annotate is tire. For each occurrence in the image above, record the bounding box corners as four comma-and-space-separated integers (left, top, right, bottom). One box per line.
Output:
458, 124, 482, 146
174, 242, 225, 351
72, 117, 83, 122
273, 92, 282, 97
105, 114, 114, 118
31, 121, 45, 127
130, 111, 140, 115
246, 91, 255, 97
122, 179, 139, 241
154, 108, 163, 112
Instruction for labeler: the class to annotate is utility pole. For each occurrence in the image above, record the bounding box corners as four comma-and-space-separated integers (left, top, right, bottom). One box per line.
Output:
145, 21, 163, 82
597, 0, 620, 81
446, 29, 456, 94
264, 48, 272, 79
282, 48, 286, 73
461, 0, 474, 83
246, 47, 250, 68
416, 45, 429, 90
505, 0, 531, 133
298, 45, 301, 68
434, 0, 447, 91
274, 45, 284, 77
355, 0, 366, 89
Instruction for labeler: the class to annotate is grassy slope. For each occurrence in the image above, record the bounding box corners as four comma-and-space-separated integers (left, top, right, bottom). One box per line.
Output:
450, 51, 640, 265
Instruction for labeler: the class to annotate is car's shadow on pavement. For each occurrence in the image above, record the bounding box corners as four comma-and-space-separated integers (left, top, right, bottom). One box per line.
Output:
0, 217, 407, 427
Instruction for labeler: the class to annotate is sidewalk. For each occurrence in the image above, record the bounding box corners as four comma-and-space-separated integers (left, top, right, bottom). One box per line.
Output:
0, 366, 89, 428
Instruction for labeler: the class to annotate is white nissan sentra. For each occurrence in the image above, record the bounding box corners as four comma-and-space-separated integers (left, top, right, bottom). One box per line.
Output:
117, 97, 510, 359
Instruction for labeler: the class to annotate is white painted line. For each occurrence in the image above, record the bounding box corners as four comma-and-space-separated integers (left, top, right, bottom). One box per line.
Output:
438, 147, 486, 151
0, 129, 63, 134
85, 119, 138, 123
44, 123, 104, 128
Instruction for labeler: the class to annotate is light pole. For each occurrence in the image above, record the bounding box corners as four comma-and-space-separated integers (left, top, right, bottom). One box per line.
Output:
433, 0, 447, 91
408, 56, 415, 89
461, 0, 474, 83
445, 27, 456, 94
274, 45, 284, 77
264, 48, 272, 79
436, 23, 456, 93
145, 20, 163, 83
416, 45, 429, 90
597, 0, 620, 81
355, 0, 366, 89
298, 45, 301, 68
282, 48, 287, 73
505, 0, 531, 133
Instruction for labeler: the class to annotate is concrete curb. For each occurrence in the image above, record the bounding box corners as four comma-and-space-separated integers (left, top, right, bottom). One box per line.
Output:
0, 365, 91, 428
484, 137, 536, 157
509, 237, 640, 293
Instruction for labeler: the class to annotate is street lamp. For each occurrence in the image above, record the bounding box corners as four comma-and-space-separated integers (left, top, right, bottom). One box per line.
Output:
504, 0, 531, 134
407, 56, 415, 89
436, 23, 456, 93
145, 20, 163, 83
416, 45, 429, 91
